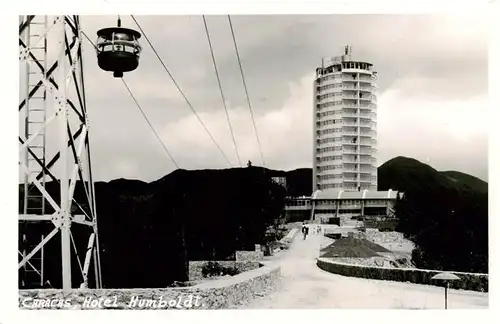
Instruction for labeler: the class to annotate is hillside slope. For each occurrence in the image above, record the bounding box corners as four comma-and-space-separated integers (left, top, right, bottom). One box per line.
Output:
441, 170, 488, 194
378, 157, 488, 273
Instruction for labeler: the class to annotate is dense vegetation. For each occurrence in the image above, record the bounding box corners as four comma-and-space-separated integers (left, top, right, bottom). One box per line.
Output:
201, 261, 240, 278
19, 165, 286, 289
378, 157, 488, 274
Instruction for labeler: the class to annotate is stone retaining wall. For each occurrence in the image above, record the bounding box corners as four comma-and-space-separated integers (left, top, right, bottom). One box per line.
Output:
317, 257, 488, 292
234, 244, 265, 261
189, 261, 261, 281
19, 263, 281, 310
235, 250, 264, 261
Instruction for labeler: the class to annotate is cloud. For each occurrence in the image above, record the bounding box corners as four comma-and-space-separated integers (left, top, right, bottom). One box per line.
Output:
158, 73, 314, 172
377, 88, 488, 180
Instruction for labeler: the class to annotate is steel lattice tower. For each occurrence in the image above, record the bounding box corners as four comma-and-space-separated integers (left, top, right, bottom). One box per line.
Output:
19, 15, 102, 291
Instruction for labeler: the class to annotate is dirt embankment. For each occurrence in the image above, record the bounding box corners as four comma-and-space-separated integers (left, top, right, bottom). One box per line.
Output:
320, 236, 414, 268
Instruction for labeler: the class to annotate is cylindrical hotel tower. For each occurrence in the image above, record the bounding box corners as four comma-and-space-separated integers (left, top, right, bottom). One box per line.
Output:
313, 46, 378, 192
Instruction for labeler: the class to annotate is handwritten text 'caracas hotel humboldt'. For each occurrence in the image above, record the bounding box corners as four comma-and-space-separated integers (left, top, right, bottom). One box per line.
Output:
21, 294, 204, 309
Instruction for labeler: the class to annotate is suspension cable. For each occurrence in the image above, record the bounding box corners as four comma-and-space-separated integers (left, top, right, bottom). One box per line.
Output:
227, 15, 266, 167
202, 15, 242, 167
78, 16, 233, 168
130, 15, 232, 167
121, 78, 180, 169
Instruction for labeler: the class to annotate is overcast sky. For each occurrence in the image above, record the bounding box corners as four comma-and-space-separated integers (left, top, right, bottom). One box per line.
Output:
19, 14, 489, 182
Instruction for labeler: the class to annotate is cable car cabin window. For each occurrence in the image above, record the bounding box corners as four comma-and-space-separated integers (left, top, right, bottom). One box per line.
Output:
97, 35, 141, 55
96, 26, 142, 77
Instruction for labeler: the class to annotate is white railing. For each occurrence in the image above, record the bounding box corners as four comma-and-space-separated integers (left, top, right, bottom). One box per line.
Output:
285, 205, 311, 211
342, 77, 358, 82
365, 201, 387, 206
318, 168, 342, 175
343, 120, 358, 126
319, 78, 340, 87
316, 151, 341, 159
317, 116, 342, 125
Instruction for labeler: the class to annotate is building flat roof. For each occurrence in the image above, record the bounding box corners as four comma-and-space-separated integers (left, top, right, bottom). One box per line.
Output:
311, 189, 399, 200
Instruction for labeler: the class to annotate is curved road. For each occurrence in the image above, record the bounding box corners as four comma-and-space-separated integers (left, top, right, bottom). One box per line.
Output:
241, 231, 488, 309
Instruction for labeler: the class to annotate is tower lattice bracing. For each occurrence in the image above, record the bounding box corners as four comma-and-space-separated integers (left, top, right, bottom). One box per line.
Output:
313, 46, 378, 192
19, 15, 102, 291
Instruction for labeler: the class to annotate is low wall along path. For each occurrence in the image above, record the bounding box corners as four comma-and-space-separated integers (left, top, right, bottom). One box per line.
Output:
317, 258, 488, 292
19, 262, 281, 310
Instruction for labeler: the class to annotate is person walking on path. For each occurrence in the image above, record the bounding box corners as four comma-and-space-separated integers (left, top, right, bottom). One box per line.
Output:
302, 222, 309, 240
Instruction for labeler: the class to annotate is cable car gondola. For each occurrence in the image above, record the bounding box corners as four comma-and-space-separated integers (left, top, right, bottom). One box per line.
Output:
96, 17, 142, 78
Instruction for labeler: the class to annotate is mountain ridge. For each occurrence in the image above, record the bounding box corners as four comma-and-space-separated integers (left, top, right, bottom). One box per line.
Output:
18, 156, 488, 289
99, 158, 486, 195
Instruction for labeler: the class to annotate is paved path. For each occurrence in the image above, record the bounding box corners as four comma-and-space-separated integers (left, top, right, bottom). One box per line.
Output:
241, 231, 488, 309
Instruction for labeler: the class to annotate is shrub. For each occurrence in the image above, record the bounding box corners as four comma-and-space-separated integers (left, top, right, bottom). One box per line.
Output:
201, 261, 241, 278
